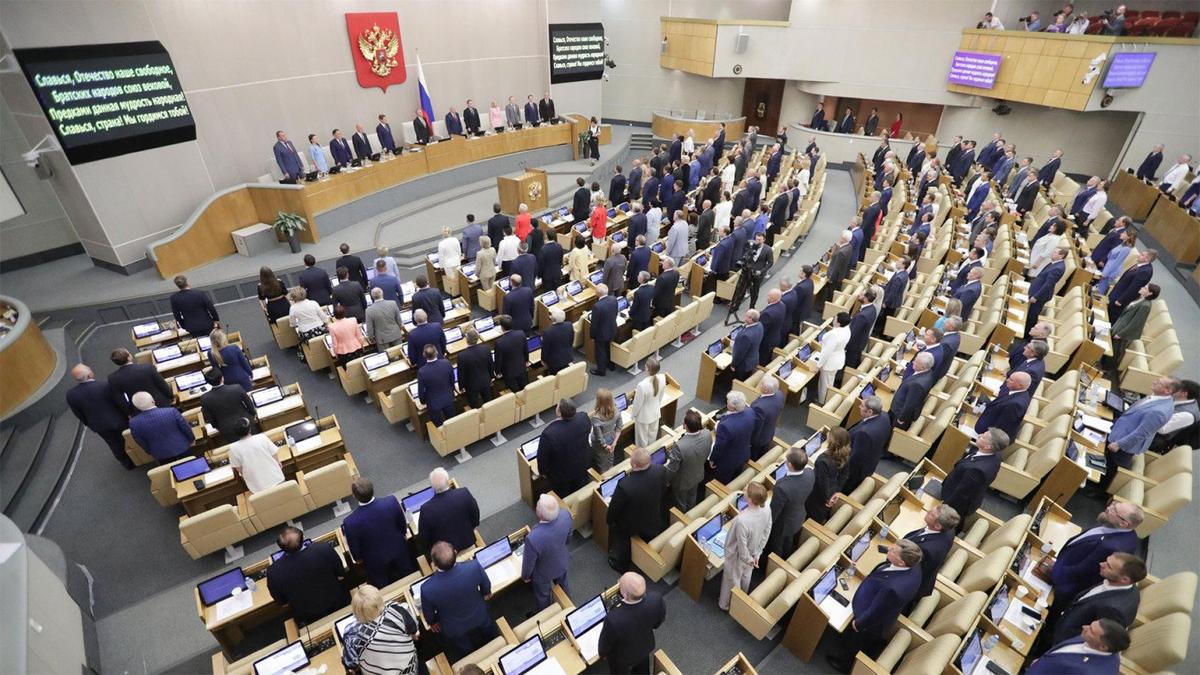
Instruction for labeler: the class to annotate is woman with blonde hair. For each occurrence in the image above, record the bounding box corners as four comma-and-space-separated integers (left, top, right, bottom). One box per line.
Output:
373, 245, 400, 279
208, 328, 253, 391
630, 357, 666, 447
567, 234, 590, 282
589, 389, 621, 471
341, 584, 419, 675
805, 426, 851, 523
934, 298, 963, 332
476, 235, 497, 290
288, 286, 328, 341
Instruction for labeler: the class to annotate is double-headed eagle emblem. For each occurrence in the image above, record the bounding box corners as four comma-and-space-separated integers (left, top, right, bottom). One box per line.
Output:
527, 182, 543, 200
358, 24, 400, 77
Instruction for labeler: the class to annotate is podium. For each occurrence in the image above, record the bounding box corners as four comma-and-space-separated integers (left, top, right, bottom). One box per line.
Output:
497, 168, 549, 215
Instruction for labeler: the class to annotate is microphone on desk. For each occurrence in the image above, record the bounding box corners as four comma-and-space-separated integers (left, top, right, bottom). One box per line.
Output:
313, 403, 320, 424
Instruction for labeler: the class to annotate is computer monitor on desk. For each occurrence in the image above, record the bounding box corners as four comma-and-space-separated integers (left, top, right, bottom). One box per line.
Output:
175, 371, 206, 392
152, 345, 183, 363
251, 386, 285, 407
811, 567, 838, 603
850, 532, 871, 562
566, 593, 607, 638
171, 457, 210, 483
498, 635, 551, 675
521, 438, 539, 460
252, 641, 309, 675
707, 341, 723, 357
474, 316, 495, 333
958, 629, 985, 674
589, 270, 604, 285
599, 472, 624, 500
133, 322, 162, 338
363, 352, 390, 372
475, 537, 513, 569
402, 486, 436, 525
197, 567, 247, 606
526, 335, 542, 353
285, 420, 319, 446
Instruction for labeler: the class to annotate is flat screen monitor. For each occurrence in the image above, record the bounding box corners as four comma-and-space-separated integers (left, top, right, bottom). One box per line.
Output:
650, 447, 667, 465
285, 420, 319, 445
1104, 390, 1127, 413
252, 641, 309, 675
774, 463, 789, 481
498, 278, 511, 291
408, 381, 420, 400
363, 352, 390, 371
850, 533, 871, 562
400, 309, 414, 324
526, 335, 542, 353
196, 336, 211, 352
171, 457, 209, 482
445, 327, 463, 343
574, 221, 588, 232
695, 514, 723, 544
696, 254, 708, 267
958, 629, 984, 673
778, 361, 794, 379
812, 567, 838, 603
567, 281, 583, 296
804, 431, 825, 454
334, 614, 358, 642
707, 341, 723, 357
617, 296, 629, 312
651, 241, 665, 253
589, 270, 604, 284
612, 231, 626, 243
428, 253, 440, 264
133, 322, 162, 338
559, 206, 570, 217
797, 345, 814, 361
521, 438, 539, 460
402, 486, 435, 513
566, 594, 607, 637
474, 316, 495, 333
947, 50, 1003, 89
442, 297, 454, 311
175, 371, 205, 391
599, 472, 624, 499
861, 384, 876, 400
541, 214, 553, 225
197, 567, 246, 606
152, 345, 182, 363
498, 634, 547, 675
462, 263, 476, 276
879, 365, 892, 381
988, 591, 1010, 623
475, 537, 513, 569
736, 495, 749, 511
1103, 51, 1156, 88
614, 392, 629, 411
607, 208, 617, 218
251, 386, 284, 407
541, 291, 559, 306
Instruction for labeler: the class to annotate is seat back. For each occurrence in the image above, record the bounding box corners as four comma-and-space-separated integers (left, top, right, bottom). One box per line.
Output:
925, 591, 987, 637
179, 504, 253, 558
302, 460, 354, 509
554, 361, 589, 399
895, 634, 961, 675
149, 458, 191, 507
980, 515, 1032, 555
958, 546, 1013, 593
248, 480, 307, 530
1124, 612, 1191, 672
518, 375, 557, 417
1140, 473, 1193, 537
480, 394, 518, 435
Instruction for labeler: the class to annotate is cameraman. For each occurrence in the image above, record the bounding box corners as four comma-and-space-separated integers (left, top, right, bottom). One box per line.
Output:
744, 232, 774, 309
1020, 10, 1042, 31
1101, 5, 1126, 35
977, 11, 1005, 29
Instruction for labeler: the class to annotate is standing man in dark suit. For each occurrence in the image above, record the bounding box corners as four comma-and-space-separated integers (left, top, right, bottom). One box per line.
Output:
503, 274, 535, 333
572, 177, 591, 223
169, 275, 220, 337
765, 143, 783, 190
421, 541, 497, 659
538, 398, 593, 497
351, 124, 373, 160
757, 289, 787, 366
609, 165, 627, 205
843, 396, 892, 494
444, 107, 464, 136
827, 540, 924, 672
375, 114, 396, 153
1037, 552, 1144, 656
824, 231, 854, 302
651, 258, 679, 318
463, 99, 482, 135
863, 108, 880, 136
298, 255, 333, 306
538, 92, 556, 123
128, 392, 195, 465
768, 189, 789, 245
418, 468, 481, 552
750, 376, 785, 461
1014, 173, 1041, 214
493, 315, 530, 392
952, 267, 984, 318
809, 105, 826, 131
331, 267, 366, 323
590, 284, 618, 376
343, 477, 417, 587
1027, 619, 1129, 675
411, 275, 444, 324
598, 572, 667, 674
523, 494, 573, 608
940, 427, 1007, 527
1088, 216, 1130, 266
607, 448, 668, 572
835, 107, 856, 134
1135, 144, 1164, 181
541, 309, 575, 375
778, 276, 799, 340
487, 203, 508, 246
272, 131, 304, 180
417, 345, 457, 426
107, 348, 172, 413
731, 309, 763, 381
974, 373, 1032, 440
457, 329, 494, 408
629, 272, 655, 331
1107, 249, 1155, 323
709, 228, 735, 282
767, 448, 815, 557
266, 526, 349, 625
903, 505, 960, 603
1004, 340, 1048, 394
950, 247, 984, 292
792, 266, 815, 333
510, 245, 537, 290
627, 160, 644, 201
406, 310, 447, 369
642, 167, 661, 211
329, 128, 353, 167
198, 368, 257, 444
336, 243, 369, 287
523, 94, 540, 126
412, 109, 431, 144
709, 391, 755, 484
66, 364, 133, 468
1039, 149, 1063, 187
1026, 247, 1067, 336
1047, 502, 1143, 600
843, 288, 878, 369
626, 203, 648, 245
539, 236, 565, 290
880, 258, 909, 335
890, 352, 934, 429
859, 193, 882, 261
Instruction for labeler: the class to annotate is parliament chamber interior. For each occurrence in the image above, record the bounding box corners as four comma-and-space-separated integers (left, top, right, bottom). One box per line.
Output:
2, 1, 1200, 674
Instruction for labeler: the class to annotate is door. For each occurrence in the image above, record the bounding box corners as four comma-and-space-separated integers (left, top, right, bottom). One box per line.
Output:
741, 79, 785, 136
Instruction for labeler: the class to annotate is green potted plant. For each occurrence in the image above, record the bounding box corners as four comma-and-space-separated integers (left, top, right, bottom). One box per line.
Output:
273, 211, 306, 253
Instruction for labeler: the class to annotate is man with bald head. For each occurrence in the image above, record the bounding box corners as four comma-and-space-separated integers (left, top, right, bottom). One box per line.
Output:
939, 428, 1008, 531
128, 391, 196, 465
522, 494, 573, 608
606, 447, 668, 573
421, 540, 497, 659
598, 571, 667, 674
66, 363, 133, 468
417, 468, 480, 552
974, 371, 1032, 440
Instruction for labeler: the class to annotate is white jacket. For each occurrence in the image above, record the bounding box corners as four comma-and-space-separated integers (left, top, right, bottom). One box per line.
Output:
438, 237, 462, 269
631, 374, 666, 424
819, 325, 851, 372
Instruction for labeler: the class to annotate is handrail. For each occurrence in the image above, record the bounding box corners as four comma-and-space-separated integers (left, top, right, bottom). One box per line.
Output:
0, 295, 33, 349
144, 182, 304, 263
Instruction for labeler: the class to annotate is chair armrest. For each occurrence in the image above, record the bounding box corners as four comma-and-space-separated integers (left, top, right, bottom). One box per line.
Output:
950, 537, 985, 559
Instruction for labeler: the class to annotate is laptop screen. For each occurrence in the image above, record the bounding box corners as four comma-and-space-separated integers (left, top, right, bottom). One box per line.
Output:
988, 591, 1010, 623
133, 322, 161, 338
567, 281, 583, 296
804, 431, 825, 454
589, 270, 604, 284
797, 345, 813, 361
442, 297, 454, 311
526, 335, 542, 353
614, 393, 628, 411
498, 635, 546, 675
175, 371, 206, 391
696, 254, 708, 267
650, 447, 667, 465
736, 495, 749, 511
401, 309, 415, 324
197, 567, 245, 606
152, 345, 182, 363
171, 457, 210, 482
1104, 390, 1127, 412
402, 486, 435, 513
252, 641, 309, 675
958, 630, 984, 673
617, 296, 629, 312
861, 384, 876, 400
774, 463, 789, 480
474, 316, 495, 333
696, 515, 723, 544
463, 264, 476, 277
285, 421, 319, 445
879, 365, 892, 381
812, 567, 838, 603
575, 222, 588, 232
651, 242, 665, 253
196, 336, 212, 352
408, 382, 420, 400
499, 278, 511, 291
521, 438, 539, 460
445, 327, 463, 343
850, 533, 871, 561
779, 361, 794, 379
251, 386, 284, 407
729, 326, 743, 341
428, 253, 440, 264
566, 595, 607, 637
707, 341, 723, 357
363, 352, 390, 371
599, 472, 624, 499
607, 208, 617, 218
334, 614, 358, 642
541, 291, 559, 306
474, 537, 513, 569
613, 231, 626, 243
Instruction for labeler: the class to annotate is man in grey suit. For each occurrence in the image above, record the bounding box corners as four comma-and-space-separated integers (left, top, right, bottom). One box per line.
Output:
602, 241, 628, 295
824, 230, 854, 302
364, 288, 403, 350
665, 409, 713, 510
505, 96, 521, 129
767, 448, 816, 557
521, 494, 574, 609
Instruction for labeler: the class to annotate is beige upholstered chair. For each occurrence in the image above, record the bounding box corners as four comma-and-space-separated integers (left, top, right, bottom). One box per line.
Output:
1121, 612, 1191, 673
299, 459, 355, 511
1111, 472, 1193, 538
857, 631, 960, 675
245, 480, 308, 532
479, 394, 518, 444
148, 457, 191, 507
179, 504, 255, 559
1136, 572, 1198, 626
427, 409, 482, 458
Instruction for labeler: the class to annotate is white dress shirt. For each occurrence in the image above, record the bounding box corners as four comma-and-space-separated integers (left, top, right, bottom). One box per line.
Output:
713, 201, 733, 231
1083, 191, 1108, 221
438, 237, 462, 269
1159, 400, 1197, 435
497, 234, 520, 264
1161, 162, 1190, 188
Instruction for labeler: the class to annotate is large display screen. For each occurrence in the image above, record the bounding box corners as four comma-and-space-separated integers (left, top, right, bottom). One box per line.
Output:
947, 50, 1003, 89
1103, 52, 1156, 88
549, 23, 605, 84
14, 41, 196, 164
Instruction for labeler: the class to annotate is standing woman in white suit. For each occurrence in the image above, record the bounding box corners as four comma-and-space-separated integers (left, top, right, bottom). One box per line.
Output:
630, 357, 666, 448
817, 311, 852, 404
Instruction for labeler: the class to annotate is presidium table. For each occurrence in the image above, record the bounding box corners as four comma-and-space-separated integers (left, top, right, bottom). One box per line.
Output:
149, 115, 610, 279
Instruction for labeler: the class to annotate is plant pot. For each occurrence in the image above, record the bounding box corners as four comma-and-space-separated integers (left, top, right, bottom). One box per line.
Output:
287, 233, 301, 253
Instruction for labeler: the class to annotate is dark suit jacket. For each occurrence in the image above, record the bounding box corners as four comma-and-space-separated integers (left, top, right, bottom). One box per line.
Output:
1089, 227, 1125, 265
504, 286, 535, 333
1030, 260, 1065, 303
330, 137, 353, 165
1028, 637, 1120, 674
412, 287, 445, 325
108, 363, 173, 413
417, 358, 456, 412
607, 465, 668, 538
457, 343, 494, 395
973, 389, 1031, 439
376, 123, 397, 152
298, 266, 333, 306
711, 237, 734, 278
903, 527, 956, 599
445, 112, 464, 136
793, 278, 814, 330
336, 254, 369, 287
941, 450, 1002, 518
844, 414, 892, 494
627, 247, 651, 288
853, 564, 922, 636
731, 322, 762, 375
598, 591, 667, 673
265, 541, 348, 624
170, 288, 219, 336
779, 286, 799, 336
511, 254, 537, 290
890, 370, 933, 426
1108, 263, 1153, 309
1050, 584, 1140, 646
538, 98, 556, 121
412, 117, 431, 144
463, 107, 481, 133
493, 330, 528, 383
539, 412, 593, 496
67, 380, 128, 433
199, 383, 255, 442
768, 471, 815, 552
883, 270, 909, 309
746, 177, 762, 211
952, 280, 982, 317
642, 175, 660, 207
1050, 528, 1139, 598
844, 305, 877, 367
539, 242, 565, 290
751, 391, 784, 448
836, 113, 855, 134
331, 280, 366, 323
609, 174, 627, 205
590, 296, 619, 342
1039, 157, 1061, 186
630, 284, 655, 330
758, 301, 787, 365
343, 496, 417, 587
1005, 357, 1046, 396
1136, 152, 1163, 181
418, 487, 480, 551
1016, 180, 1040, 213
421, 560, 491, 639
407, 323, 447, 368
651, 271, 679, 318
770, 192, 789, 229
711, 408, 755, 484
572, 187, 591, 223
352, 132, 372, 159
827, 244, 853, 292
541, 322, 575, 373
487, 214, 509, 246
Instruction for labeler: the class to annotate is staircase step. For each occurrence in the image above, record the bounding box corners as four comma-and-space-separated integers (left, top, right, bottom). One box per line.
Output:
0, 417, 52, 512
7, 414, 80, 532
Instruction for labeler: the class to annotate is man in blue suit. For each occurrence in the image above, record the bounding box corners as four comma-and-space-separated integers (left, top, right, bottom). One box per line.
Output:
406, 310, 446, 370
1026, 246, 1067, 337
891, 352, 935, 429
1089, 216, 1130, 266
965, 170, 991, 221
710, 391, 755, 484
880, 258, 909, 336
765, 144, 782, 189
538, 398, 593, 497
710, 229, 735, 281
750, 376, 785, 461
523, 94, 540, 126
418, 468, 481, 552
941, 428, 1006, 528
523, 494, 573, 608
844, 397, 892, 494
903, 505, 959, 603
791, 266, 815, 334
848, 218, 865, 265
343, 477, 417, 587
503, 276, 535, 334
827, 540, 924, 672
952, 267, 984, 318
626, 236, 652, 288
417, 345, 457, 426
329, 128, 353, 167
658, 170, 675, 208
1135, 145, 1164, 182
375, 114, 396, 154
950, 141, 975, 185
994, 150, 1017, 187
950, 248, 984, 293
714, 123, 727, 157
422, 541, 497, 659
511, 244, 538, 289
1069, 176, 1099, 221
590, 284, 619, 376
1038, 552, 1144, 655
411, 275, 444, 324
444, 107, 464, 136
731, 216, 751, 262
66, 364, 133, 468
731, 309, 763, 381
973, 372, 1032, 440
902, 327, 944, 381
1101, 377, 1178, 489
809, 105, 826, 131
1027, 619, 1129, 675
541, 309, 575, 375
859, 195, 882, 262
1003, 340, 1047, 395
1008, 157, 1035, 199
1106, 250, 1155, 322
626, 203, 648, 243
128, 392, 195, 465
494, 316, 530, 391
272, 131, 304, 180
977, 134, 1001, 168
642, 169, 661, 210
757, 289, 788, 366
1049, 501, 1143, 601
1039, 149, 1063, 187
351, 124, 373, 160
844, 288, 877, 369
936, 317, 961, 378
297, 254, 333, 306
629, 271, 655, 331
746, 171, 762, 212
834, 107, 855, 134
169, 275, 220, 337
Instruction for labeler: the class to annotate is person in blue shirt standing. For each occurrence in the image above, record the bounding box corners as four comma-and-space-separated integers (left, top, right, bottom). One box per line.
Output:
208, 329, 253, 392
306, 134, 328, 174
522, 494, 573, 609
421, 541, 498, 660
368, 259, 404, 308
1100, 377, 1178, 490
272, 130, 303, 180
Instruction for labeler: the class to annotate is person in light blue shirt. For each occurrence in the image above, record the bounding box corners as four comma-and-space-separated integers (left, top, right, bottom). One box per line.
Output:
307, 135, 328, 173
1097, 230, 1136, 295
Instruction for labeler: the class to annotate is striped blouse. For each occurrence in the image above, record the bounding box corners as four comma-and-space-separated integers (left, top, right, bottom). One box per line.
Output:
342, 602, 418, 675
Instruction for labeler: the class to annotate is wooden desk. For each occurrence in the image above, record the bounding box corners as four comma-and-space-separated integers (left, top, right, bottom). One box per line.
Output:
588, 432, 679, 553
715, 652, 758, 675
132, 323, 185, 350
678, 501, 739, 601
175, 359, 274, 410
211, 625, 345, 675
1109, 170, 1162, 221
1145, 195, 1200, 264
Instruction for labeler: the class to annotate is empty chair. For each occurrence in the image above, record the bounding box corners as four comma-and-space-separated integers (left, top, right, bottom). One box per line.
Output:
299, 458, 355, 511
1122, 612, 1191, 673
1136, 572, 1198, 626
427, 409, 483, 458
1111, 472, 1192, 538
1108, 445, 1192, 495
245, 480, 308, 532
857, 632, 960, 675
179, 504, 255, 559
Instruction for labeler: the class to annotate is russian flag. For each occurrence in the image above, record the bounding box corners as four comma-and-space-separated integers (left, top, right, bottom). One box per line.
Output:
416, 54, 434, 126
